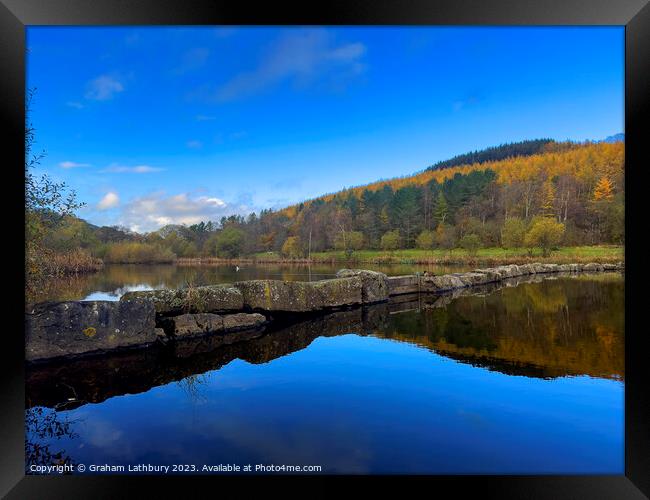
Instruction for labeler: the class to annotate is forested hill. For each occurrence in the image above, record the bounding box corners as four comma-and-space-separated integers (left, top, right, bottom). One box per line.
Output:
43, 138, 624, 262
425, 139, 554, 172
268, 139, 623, 254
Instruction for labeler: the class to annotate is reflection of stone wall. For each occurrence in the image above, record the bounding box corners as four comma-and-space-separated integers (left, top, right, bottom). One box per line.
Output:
25, 262, 623, 363
25, 307, 372, 410
26, 271, 624, 410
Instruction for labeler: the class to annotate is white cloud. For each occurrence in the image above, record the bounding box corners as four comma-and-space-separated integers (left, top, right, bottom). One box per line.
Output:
118, 192, 242, 232
195, 114, 216, 121
59, 161, 91, 169
97, 191, 120, 210
187, 140, 203, 149
197, 29, 367, 102
66, 101, 84, 109
85, 75, 124, 101
101, 164, 163, 174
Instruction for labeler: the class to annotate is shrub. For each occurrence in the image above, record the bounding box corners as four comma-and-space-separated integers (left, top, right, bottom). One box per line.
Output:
416, 230, 435, 249
103, 242, 176, 263
380, 230, 401, 251
435, 223, 456, 251
458, 233, 482, 256
524, 216, 565, 256
281, 236, 303, 258
334, 231, 364, 257
501, 217, 526, 248
215, 227, 245, 258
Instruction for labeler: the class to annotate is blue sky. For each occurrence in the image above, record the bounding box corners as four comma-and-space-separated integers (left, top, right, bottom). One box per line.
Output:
26, 26, 624, 232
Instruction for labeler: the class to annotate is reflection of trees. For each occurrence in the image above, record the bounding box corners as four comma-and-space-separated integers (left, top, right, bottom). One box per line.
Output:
380, 277, 624, 379
383, 307, 497, 352
177, 374, 210, 405
34, 262, 475, 303
25, 407, 77, 472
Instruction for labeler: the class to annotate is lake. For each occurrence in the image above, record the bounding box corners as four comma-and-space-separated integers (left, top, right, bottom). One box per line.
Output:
28, 262, 475, 303
25, 265, 624, 474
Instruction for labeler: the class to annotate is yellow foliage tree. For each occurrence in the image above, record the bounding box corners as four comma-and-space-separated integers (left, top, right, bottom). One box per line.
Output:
593, 176, 614, 201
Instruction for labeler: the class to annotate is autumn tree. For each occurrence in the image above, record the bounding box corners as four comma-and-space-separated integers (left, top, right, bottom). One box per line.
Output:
281, 236, 303, 258
25, 89, 85, 284
380, 230, 401, 251
524, 216, 565, 257
435, 223, 456, 253
501, 217, 526, 248
459, 233, 482, 257
593, 176, 614, 201
335, 230, 363, 257
416, 230, 435, 250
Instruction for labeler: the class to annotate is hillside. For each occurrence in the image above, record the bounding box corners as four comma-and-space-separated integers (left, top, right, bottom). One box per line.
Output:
268, 139, 624, 253
40, 139, 624, 263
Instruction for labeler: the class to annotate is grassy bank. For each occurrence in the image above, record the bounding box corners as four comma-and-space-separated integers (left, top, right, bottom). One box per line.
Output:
176, 245, 623, 266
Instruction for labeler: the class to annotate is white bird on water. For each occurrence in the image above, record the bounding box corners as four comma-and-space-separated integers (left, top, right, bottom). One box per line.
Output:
235, 266, 240, 272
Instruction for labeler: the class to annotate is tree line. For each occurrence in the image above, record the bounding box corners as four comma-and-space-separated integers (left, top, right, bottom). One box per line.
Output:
40, 139, 624, 264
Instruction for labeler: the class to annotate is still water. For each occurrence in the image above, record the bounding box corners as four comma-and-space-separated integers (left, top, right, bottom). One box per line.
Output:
29, 262, 474, 303
26, 267, 624, 474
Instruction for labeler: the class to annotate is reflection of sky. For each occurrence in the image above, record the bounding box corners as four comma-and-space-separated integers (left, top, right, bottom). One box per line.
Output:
82, 284, 153, 301
46, 334, 623, 474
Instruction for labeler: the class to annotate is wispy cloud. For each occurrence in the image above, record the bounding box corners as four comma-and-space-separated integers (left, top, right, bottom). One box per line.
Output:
186, 140, 203, 149
195, 114, 216, 121
117, 192, 244, 232
66, 101, 84, 109
85, 75, 124, 101
100, 164, 163, 174
97, 191, 120, 210
59, 161, 91, 169
193, 29, 367, 103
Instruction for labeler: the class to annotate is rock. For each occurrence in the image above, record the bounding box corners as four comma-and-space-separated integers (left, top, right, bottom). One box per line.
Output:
555, 263, 578, 272
162, 312, 267, 338
336, 269, 390, 303
223, 313, 268, 331
516, 264, 534, 275
312, 276, 363, 308
163, 313, 224, 337
234, 280, 316, 312
583, 263, 604, 272
121, 284, 243, 315
494, 264, 524, 278
454, 272, 492, 287
473, 269, 502, 282
233, 277, 362, 312
421, 274, 467, 292
525, 263, 559, 274
25, 299, 157, 361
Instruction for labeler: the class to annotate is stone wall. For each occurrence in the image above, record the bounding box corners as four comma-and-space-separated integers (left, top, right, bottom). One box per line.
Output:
25, 262, 623, 362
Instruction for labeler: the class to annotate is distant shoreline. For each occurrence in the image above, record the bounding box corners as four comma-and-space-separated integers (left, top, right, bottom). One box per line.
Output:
173, 245, 623, 267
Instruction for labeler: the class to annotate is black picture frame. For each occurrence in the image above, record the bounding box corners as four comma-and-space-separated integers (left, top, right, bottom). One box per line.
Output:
2, 0, 648, 497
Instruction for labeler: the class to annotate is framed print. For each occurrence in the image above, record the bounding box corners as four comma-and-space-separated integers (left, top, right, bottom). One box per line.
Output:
2, 0, 649, 498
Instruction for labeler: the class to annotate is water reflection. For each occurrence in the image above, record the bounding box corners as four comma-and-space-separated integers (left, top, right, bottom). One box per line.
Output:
25, 407, 78, 472
28, 262, 473, 303
25, 273, 624, 474
26, 273, 624, 411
